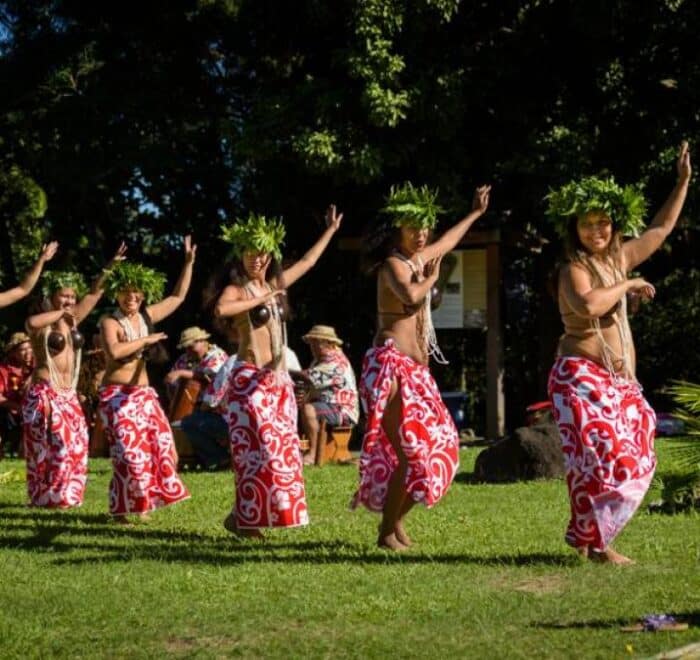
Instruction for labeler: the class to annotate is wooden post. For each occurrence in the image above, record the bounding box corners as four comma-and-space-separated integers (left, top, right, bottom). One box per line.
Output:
486, 241, 505, 439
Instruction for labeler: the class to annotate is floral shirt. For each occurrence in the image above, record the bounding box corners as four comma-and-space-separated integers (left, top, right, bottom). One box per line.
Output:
169, 345, 228, 403
307, 350, 359, 425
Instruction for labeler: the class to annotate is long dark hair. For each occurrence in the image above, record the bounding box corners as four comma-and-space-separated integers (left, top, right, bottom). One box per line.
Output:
360, 221, 435, 275
202, 255, 291, 319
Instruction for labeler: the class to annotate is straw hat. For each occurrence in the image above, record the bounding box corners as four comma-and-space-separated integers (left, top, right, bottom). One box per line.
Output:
4, 331, 31, 353
302, 325, 343, 346
176, 326, 211, 349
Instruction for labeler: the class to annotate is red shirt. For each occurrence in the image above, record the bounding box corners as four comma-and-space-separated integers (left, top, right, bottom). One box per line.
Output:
0, 361, 34, 407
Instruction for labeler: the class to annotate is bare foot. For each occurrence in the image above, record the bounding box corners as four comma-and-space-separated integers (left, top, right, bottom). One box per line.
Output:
590, 547, 635, 565
112, 515, 133, 526
223, 513, 264, 539
575, 545, 590, 559
394, 522, 412, 547
303, 455, 315, 466
377, 532, 409, 551
136, 512, 152, 522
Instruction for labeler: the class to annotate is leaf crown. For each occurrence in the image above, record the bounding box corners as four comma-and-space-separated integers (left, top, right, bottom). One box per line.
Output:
41, 271, 88, 299
545, 175, 647, 238
103, 261, 166, 303
220, 213, 286, 262
381, 182, 444, 230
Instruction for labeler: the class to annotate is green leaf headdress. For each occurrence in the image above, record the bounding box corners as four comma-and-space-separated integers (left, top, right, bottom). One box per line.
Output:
545, 176, 647, 238
220, 213, 286, 262
381, 182, 444, 230
41, 271, 88, 299
103, 262, 166, 304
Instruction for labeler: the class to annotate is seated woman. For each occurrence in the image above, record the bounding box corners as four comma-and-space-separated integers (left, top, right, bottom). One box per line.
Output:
546, 142, 691, 564
23, 244, 126, 508
297, 324, 359, 465
209, 208, 342, 537
99, 238, 195, 522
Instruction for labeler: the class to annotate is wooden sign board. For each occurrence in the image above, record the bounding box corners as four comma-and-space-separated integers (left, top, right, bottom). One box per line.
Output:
433, 249, 487, 329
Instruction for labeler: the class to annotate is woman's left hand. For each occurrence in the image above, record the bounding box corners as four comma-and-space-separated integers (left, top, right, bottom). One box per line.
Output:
325, 204, 343, 232
184, 235, 197, 263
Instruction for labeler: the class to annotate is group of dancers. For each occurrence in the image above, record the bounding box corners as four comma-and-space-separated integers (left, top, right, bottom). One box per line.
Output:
0, 140, 691, 561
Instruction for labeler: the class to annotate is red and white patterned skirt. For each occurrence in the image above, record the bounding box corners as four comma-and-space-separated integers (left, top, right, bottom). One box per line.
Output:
351, 341, 460, 513
548, 356, 656, 551
22, 381, 89, 508
224, 362, 308, 529
99, 385, 190, 515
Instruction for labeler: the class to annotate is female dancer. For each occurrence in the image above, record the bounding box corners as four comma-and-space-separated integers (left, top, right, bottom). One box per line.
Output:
353, 182, 490, 550
23, 244, 126, 507
99, 238, 195, 522
212, 208, 342, 537
547, 142, 691, 564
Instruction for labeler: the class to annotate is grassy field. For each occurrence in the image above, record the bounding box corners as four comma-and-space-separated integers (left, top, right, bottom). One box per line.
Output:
0, 441, 698, 659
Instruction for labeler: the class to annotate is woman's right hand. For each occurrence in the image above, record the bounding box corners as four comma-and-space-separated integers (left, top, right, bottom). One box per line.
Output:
423, 255, 443, 283
628, 278, 655, 300
145, 332, 168, 345
264, 289, 286, 303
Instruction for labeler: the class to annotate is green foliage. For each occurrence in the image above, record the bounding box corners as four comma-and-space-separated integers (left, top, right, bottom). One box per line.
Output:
381, 181, 443, 229
220, 214, 286, 262
41, 270, 88, 299
544, 176, 648, 237
103, 262, 166, 304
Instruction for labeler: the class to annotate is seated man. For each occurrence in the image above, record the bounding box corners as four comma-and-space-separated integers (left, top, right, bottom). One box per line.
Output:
298, 325, 359, 465
164, 326, 227, 412
180, 339, 303, 471
0, 332, 34, 457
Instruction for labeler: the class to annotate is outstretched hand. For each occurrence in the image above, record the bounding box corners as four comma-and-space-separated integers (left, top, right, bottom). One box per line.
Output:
677, 140, 691, 183
108, 242, 128, 265
40, 241, 59, 263
325, 204, 343, 232
471, 185, 491, 215
184, 235, 197, 263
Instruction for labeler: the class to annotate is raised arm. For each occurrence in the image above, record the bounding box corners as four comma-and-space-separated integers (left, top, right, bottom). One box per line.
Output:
74, 242, 128, 323
101, 316, 167, 362
146, 236, 196, 324
26, 307, 68, 332
559, 263, 655, 319
214, 284, 286, 319
281, 205, 342, 287
623, 142, 691, 271
421, 186, 490, 261
0, 242, 58, 309
383, 254, 442, 307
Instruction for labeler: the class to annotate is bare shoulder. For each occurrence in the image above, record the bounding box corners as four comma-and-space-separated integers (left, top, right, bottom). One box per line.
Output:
220, 283, 244, 300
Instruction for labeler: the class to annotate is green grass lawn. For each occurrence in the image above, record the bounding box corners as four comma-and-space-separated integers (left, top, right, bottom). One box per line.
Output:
0, 441, 698, 659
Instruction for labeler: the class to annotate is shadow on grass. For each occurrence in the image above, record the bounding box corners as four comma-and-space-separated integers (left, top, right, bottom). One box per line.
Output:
535, 610, 700, 629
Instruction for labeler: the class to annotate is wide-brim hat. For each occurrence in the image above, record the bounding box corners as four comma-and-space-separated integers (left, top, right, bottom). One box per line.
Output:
4, 331, 31, 353
302, 325, 343, 345
177, 326, 211, 349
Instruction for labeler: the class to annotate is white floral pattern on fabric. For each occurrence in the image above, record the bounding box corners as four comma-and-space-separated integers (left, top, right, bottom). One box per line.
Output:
223, 361, 308, 529
351, 340, 459, 513
548, 356, 656, 551
23, 381, 88, 508
306, 351, 359, 425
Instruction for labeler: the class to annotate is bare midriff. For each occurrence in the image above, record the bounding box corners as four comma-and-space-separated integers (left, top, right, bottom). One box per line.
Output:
558, 293, 637, 375
31, 321, 76, 389
233, 313, 279, 370
375, 265, 427, 366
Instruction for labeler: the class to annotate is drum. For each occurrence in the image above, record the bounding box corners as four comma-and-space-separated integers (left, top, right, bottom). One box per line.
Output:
168, 378, 202, 422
